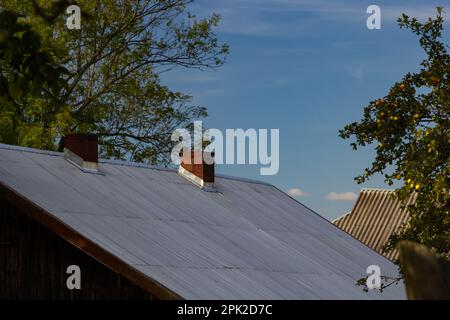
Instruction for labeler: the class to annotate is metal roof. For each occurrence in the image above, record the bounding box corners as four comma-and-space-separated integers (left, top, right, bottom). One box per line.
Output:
0, 144, 405, 299
333, 189, 416, 261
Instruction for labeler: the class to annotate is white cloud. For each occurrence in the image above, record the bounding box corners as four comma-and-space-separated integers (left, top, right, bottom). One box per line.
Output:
381, 6, 450, 22
326, 191, 358, 201
287, 188, 309, 197
349, 67, 364, 82
191, 0, 357, 37
191, 1, 449, 37
174, 74, 221, 83
192, 88, 225, 99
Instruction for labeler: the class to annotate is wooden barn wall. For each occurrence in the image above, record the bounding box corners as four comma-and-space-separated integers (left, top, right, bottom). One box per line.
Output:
0, 198, 154, 299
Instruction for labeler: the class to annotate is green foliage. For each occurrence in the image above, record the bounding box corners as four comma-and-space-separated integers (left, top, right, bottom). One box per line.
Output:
0, 9, 66, 148
340, 8, 450, 258
0, 0, 228, 164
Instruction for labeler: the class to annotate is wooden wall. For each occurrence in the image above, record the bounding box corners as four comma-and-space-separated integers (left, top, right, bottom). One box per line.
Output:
0, 198, 154, 299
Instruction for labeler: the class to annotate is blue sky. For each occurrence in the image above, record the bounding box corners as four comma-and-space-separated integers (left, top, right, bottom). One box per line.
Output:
162, 0, 450, 220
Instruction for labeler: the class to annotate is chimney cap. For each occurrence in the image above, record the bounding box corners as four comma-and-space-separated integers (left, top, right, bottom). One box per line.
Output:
63, 133, 99, 172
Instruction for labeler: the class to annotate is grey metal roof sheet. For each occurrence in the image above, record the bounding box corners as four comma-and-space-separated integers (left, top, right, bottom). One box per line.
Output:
0, 144, 405, 299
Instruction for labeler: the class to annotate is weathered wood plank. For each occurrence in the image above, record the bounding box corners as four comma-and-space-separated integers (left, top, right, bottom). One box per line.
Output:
0, 198, 154, 299
399, 241, 450, 300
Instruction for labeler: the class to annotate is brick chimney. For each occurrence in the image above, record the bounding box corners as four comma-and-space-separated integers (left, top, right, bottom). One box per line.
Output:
178, 150, 215, 190
63, 134, 99, 172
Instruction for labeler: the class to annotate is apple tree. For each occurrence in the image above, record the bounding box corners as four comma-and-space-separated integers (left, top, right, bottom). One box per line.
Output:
339, 8, 450, 258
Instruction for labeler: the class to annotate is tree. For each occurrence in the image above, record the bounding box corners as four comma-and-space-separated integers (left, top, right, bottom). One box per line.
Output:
0, 9, 67, 147
0, 0, 228, 164
339, 7, 450, 260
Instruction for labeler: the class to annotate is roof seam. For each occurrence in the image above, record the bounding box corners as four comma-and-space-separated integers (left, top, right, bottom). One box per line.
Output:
131, 263, 341, 276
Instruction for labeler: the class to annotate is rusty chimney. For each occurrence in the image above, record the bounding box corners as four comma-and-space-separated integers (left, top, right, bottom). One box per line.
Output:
178, 150, 215, 190
63, 134, 99, 172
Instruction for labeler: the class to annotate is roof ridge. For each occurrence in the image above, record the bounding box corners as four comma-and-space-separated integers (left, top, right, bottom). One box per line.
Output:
0, 143, 272, 186
361, 188, 395, 192
332, 211, 352, 223
0, 143, 62, 156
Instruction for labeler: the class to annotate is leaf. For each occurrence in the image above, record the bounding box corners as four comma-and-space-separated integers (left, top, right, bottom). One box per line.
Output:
8, 82, 23, 99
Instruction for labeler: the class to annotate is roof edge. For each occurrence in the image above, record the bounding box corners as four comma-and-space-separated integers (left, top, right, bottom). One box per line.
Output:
0, 143, 62, 156
360, 188, 395, 192
274, 185, 401, 268
0, 179, 183, 300
332, 211, 352, 224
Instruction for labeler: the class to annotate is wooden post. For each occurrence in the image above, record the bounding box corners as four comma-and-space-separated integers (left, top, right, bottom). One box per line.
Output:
398, 241, 450, 299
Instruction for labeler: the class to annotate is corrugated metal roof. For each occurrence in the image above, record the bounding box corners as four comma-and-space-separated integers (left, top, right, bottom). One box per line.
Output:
0, 144, 405, 299
333, 189, 416, 261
